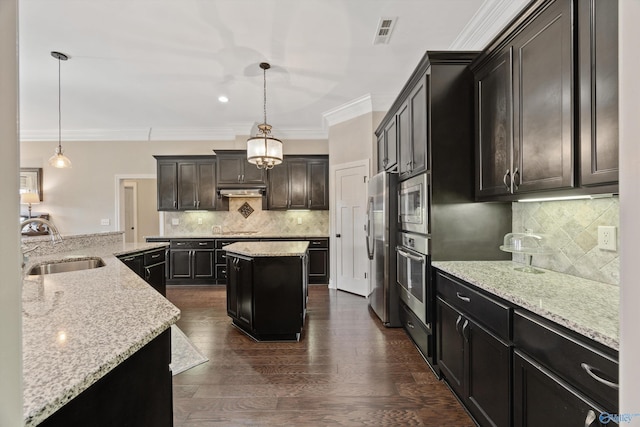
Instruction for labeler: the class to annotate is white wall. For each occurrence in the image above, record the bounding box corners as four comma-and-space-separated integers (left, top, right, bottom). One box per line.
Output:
0, 0, 23, 424
619, 0, 639, 422
21, 137, 328, 235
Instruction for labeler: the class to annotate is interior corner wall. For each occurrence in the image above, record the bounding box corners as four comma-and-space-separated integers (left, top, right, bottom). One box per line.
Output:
0, 0, 23, 425
328, 112, 376, 175
20, 138, 328, 236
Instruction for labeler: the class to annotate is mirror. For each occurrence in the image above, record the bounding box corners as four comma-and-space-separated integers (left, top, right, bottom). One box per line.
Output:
20, 168, 43, 201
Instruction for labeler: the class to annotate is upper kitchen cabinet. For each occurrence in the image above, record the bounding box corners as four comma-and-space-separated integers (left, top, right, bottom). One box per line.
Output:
578, 0, 619, 187
397, 74, 428, 180
473, 0, 620, 201
376, 116, 398, 173
216, 150, 266, 187
267, 155, 329, 210
154, 155, 217, 211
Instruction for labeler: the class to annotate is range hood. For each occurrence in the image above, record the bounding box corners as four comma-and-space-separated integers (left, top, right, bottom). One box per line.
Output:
218, 188, 265, 198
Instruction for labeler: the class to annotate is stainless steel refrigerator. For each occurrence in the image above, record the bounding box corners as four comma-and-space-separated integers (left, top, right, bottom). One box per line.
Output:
366, 171, 400, 327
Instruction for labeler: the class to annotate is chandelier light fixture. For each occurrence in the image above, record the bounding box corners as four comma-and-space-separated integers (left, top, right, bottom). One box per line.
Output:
48, 51, 72, 169
246, 62, 283, 170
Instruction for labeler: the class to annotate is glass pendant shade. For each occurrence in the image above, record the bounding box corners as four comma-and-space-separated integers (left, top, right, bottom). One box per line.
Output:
247, 124, 283, 169
49, 145, 72, 168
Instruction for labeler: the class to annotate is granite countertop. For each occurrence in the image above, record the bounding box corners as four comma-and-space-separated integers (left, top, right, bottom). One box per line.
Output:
145, 233, 329, 239
223, 241, 310, 257
22, 241, 180, 426
432, 261, 619, 350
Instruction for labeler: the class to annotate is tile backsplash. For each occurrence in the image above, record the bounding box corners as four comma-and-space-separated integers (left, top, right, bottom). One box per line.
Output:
511, 197, 619, 285
163, 198, 329, 237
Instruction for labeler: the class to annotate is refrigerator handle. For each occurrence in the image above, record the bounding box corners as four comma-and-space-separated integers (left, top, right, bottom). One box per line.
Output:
365, 197, 374, 260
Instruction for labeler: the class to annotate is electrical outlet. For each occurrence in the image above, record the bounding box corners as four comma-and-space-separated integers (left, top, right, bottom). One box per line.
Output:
171, 218, 179, 226
598, 226, 617, 251
297, 217, 302, 225
100, 219, 110, 226
197, 218, 203, 225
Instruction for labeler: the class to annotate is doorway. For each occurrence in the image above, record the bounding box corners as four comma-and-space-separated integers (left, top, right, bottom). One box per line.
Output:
332, 160, 369, 297
123, 182, 138, 243
115, 174, 159, 242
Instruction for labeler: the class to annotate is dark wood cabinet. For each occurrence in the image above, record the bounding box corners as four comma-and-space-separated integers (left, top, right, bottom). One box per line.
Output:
513, 350, 608, 427
474, 0, 573, 199
117, 247, 167, 296
155, 155, 217, 211
177, 160, 216, 210
398, 74, 428, 179
168, 240, 215, 284
579, 0, 619, 187
216, 150, 266, 186
307, 238, 329, 284
226, 250, 307, 341
377, 117, 397, 172
472, 0, 619, 200
267, 156, 329, 210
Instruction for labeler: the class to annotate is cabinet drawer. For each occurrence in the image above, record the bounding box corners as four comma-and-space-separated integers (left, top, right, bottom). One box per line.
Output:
144, 249, 165, 265
215, 239, 237, 249
307, 239, 328, 248
513, 310, 618, 411
436, 271, 510, 341
400, 302, 432, 361
170, 239, 214, 249
216, 249, 228, 265
216, 264, 227, 281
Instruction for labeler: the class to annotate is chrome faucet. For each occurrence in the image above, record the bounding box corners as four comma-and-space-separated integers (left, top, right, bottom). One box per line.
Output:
20, 218, 64, 244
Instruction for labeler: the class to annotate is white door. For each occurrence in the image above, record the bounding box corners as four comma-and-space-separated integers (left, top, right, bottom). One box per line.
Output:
124, 183, 137, 243
334, 161, 369, 296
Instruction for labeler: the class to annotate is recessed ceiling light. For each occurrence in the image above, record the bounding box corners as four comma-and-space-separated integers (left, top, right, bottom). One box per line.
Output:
218, 95, 229, 103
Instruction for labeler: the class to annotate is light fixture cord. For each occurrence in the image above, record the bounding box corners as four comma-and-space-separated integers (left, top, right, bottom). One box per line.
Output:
57, 56, 62, 151
263, 66, 267, 129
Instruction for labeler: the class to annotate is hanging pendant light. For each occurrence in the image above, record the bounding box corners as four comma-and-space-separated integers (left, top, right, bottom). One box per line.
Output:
246, 62, 283, 170
48, 51, 72, 169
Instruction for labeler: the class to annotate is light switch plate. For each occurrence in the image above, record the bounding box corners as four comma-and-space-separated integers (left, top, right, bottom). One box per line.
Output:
171, 218, 179, 226
197, 218, 203, 225
100, 219, 110, 226
598, 226, 617, 251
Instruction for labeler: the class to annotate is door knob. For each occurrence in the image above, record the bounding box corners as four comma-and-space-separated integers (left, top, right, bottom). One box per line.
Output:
335, 234, 341, 238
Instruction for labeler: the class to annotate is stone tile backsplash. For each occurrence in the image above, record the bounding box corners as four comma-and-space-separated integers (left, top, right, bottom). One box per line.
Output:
163, 198, 329, 237
512, 197, 619, 285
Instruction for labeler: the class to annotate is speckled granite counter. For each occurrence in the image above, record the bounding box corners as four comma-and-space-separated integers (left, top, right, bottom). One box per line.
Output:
223, 241, 310, 257
22, 241, 180, 426
146, 233, 329, 239
432, 261, 619, 350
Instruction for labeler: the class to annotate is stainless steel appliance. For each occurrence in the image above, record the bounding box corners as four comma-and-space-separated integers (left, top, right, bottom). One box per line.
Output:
396, 232, 430, 327
399, 173, 429, 235
366, 171, 400, 327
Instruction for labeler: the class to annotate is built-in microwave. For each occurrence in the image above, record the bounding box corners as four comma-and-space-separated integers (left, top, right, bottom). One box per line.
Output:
398, 173, 429, 235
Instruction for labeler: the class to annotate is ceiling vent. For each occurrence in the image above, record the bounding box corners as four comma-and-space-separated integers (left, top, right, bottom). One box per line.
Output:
373, 17, 397, 45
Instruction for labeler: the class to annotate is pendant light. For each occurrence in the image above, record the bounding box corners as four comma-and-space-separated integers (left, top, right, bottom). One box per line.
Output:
246, 62, 283, 169
48, 51, 72, 168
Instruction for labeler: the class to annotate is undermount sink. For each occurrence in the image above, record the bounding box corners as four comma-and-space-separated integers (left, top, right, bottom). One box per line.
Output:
27, 257, 106, 275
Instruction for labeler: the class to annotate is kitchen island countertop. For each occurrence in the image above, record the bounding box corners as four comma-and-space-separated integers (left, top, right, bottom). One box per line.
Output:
22, 241, 179, 426
432, 260, 619, 350
223, 241, 310, 257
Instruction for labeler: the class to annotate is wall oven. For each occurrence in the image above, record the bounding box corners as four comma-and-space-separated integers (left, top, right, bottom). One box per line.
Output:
396, 232, 431, 328
398, 173, 430, 235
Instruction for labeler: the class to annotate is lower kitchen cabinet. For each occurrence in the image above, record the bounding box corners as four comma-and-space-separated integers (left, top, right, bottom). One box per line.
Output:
436, 297, 510, 427
117, 247, 167, 296
513, 350, 608, 427
39, 328, 172, 427
168, 240, 215, 284
226, 250, 306, 341
307, 238, 329, 284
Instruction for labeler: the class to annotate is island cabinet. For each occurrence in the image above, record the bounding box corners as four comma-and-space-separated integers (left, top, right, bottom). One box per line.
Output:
38, 329, 172, 427
436, 272, 511, 427
225, 241, 309, 341
216, 150, 266, 186
117, 246, 167, 296
168, 239, 215, 285
512, 310, 618, 426
267, 155, 329, 210
154, 155, 218, 211
471, 0, 619, 201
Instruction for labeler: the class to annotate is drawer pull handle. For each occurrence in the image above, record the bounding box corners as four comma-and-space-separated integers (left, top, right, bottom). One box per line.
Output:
585, 410, 596, 427
176, 242, 186, 246
456, 292, 471, 303
123, 257, 136, 262
199, 242, 208, 246
151, 254, 160, 259
407, 320, 415, 329
580, 363, 619, 389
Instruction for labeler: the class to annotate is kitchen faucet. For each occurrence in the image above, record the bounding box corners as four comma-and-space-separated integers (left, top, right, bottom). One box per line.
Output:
20, 218, 64, 244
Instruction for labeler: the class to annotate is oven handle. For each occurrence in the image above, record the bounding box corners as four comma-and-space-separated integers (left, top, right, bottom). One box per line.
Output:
396, 247, 425, 263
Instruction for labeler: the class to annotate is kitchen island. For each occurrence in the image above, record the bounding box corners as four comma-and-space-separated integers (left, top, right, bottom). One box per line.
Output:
224, 241, 309, 341
21, 237, 180, 426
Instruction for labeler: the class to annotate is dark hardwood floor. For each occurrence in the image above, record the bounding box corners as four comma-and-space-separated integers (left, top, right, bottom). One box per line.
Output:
167, 285, 474, 427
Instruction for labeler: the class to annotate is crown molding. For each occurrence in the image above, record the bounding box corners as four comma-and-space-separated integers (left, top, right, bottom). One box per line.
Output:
322, 94, 373, 128
449, 0, 530, 50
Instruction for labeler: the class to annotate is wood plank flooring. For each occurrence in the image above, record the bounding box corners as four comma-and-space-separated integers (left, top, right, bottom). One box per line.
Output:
166, 285, 474, 427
